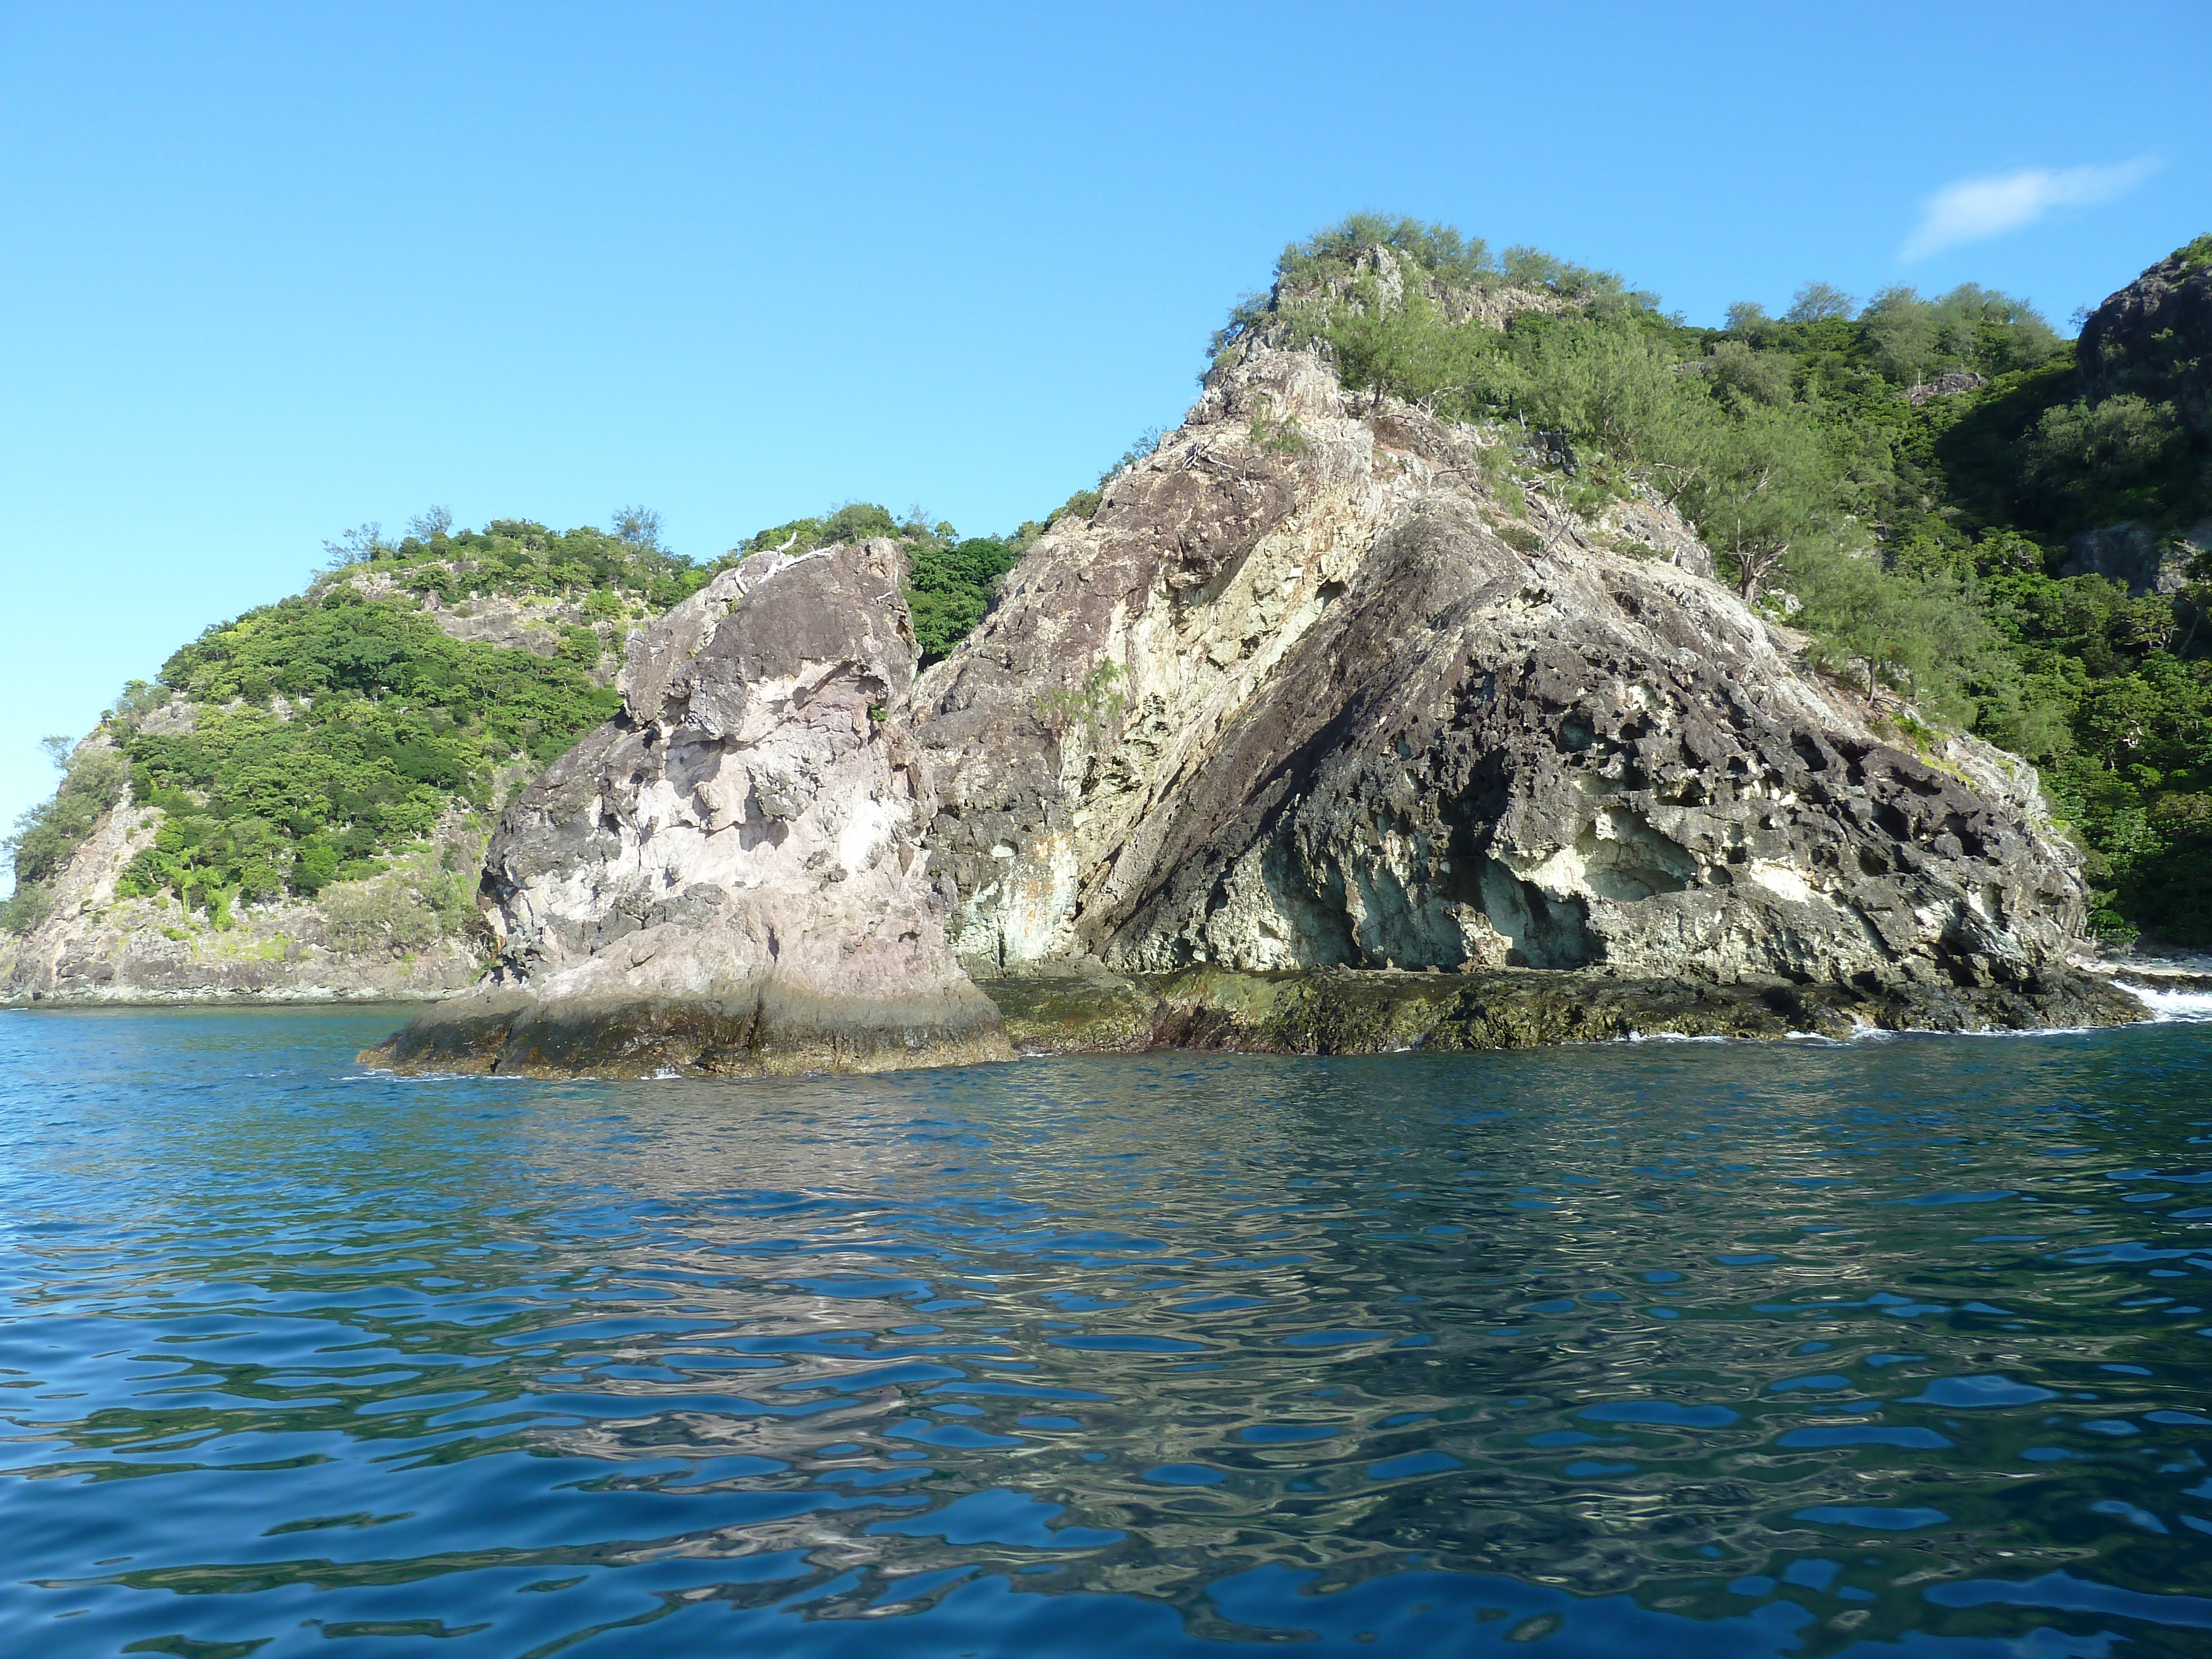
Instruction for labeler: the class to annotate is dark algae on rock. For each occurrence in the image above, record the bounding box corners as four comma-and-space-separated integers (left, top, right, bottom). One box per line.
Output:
990, 964, 2145, 1056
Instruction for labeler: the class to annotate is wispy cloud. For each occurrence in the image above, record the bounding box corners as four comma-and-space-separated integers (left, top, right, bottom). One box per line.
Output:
1901, 159, 2158, 259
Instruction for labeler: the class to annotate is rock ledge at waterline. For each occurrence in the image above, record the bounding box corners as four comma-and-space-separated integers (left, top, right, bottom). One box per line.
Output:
364, 322, 2145, 1075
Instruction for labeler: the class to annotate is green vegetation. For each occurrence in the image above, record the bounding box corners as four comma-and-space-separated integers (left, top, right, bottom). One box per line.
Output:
1036, 660, 1129, 745
0, 737, 128, 933
1232, 218, 2212, 943
112, 586, 622, 917
907, 536, 1025, 661
2, 513, 706, 935
323, 509, 721, 610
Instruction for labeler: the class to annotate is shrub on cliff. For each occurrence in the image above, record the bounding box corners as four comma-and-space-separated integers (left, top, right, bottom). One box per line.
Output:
1, 740, 128, 935
909, 537, 1022, 662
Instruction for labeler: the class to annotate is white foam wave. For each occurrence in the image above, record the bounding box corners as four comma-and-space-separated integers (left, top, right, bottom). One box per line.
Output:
2116, 982, 2212, 1023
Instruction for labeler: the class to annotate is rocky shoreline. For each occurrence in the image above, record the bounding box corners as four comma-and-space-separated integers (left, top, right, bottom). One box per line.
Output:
347, 961, 2152, 1077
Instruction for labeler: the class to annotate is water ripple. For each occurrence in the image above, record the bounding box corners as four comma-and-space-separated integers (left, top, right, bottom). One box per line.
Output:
1, 1006, 2209, 1656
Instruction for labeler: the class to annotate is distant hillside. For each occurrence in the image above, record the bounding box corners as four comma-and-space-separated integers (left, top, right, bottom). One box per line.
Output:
0, 507, 1029, 998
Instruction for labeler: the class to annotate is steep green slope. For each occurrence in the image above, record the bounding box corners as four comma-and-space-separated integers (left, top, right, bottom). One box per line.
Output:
2, 518, 707, 937
116, 596, 623, 914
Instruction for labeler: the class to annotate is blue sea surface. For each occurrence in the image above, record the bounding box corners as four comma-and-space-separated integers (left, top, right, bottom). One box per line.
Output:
2, 1004, 2210, 1657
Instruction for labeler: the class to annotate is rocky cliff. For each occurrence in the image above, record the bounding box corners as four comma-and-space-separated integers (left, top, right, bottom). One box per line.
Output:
2061, 238, 2212, 597
360, 540, 1010, 1075
367, 274, 2142, 1074
2079, 236, 2211, 443
917, 336, 2088, 996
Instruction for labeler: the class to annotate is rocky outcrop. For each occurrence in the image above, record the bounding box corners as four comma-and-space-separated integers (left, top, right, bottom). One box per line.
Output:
356, 260, 2141, 1070
2062, 239, 2211, 599
361, 540, 1010, 1077
2080, 237, 2212, 442
910, 330, 2102, 1016
1905, 369, 1987, 406
2060, 518, 2208, 597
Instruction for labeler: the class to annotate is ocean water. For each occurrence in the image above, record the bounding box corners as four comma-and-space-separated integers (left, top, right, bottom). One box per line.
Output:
2, 1002, 2210, 1658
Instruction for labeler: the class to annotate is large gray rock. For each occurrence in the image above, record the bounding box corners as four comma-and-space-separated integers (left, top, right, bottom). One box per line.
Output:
363, 540, 1010, 1076
908, 325, 2100, 1009
363, 271, 2135, 1070
2060, 520, 2201, 597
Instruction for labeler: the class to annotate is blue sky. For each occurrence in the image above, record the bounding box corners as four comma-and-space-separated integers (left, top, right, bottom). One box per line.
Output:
3, 1, 2208, 847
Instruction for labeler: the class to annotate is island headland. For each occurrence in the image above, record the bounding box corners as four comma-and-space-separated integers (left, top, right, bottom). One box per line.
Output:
11, 223, 2210, 1061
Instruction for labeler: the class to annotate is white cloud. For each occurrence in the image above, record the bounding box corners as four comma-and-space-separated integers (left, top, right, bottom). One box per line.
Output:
1901, 159, 2158, 260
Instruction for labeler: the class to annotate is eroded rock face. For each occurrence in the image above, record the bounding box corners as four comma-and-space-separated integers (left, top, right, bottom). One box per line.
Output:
907, 335, 2096, 1003
2080, 241, 2212, 442
363, 539, 1009, 1076
2061, 519, 2205, 598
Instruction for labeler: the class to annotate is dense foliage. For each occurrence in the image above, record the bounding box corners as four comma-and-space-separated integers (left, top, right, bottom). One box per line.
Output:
38, 513, 727, 925
1234, 218, 2212, 943
1, 514, 771, 933
108, 587, 622, 917
326, 513, 723, 611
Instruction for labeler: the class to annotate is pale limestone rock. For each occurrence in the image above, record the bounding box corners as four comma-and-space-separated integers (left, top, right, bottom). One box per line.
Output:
366, 539, 1009, 1076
